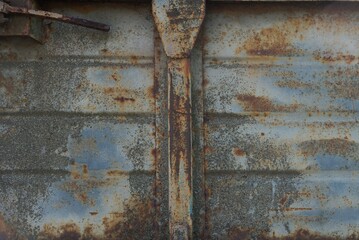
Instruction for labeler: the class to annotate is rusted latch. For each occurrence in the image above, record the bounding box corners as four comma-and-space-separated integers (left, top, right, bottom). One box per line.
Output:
0, 0, 109, 42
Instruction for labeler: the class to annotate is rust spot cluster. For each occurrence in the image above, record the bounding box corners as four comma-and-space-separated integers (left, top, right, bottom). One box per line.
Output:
237, 94, 300, 112
37, 196, 155, 240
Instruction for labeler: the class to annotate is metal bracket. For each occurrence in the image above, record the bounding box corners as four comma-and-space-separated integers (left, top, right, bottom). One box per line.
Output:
0, 0, 110, 42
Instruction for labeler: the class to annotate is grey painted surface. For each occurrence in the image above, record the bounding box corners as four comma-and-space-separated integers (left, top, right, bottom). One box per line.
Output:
0, 3, 162, 239
201, 2, 359, 239
1, 1, 359, 239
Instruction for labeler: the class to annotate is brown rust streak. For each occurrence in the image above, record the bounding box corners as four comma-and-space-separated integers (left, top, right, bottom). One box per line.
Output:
113, 96, 135, 103
299, 138, 359, 159
103, 87, 137, 104
314, 51, 356, 64
237, 94, 301, 112
168, 58, 192, 238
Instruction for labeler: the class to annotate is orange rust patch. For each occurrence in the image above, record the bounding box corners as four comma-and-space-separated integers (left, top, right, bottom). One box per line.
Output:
233, 148, 246, 157
243, 27, 294, 56
237, 94, 300, 112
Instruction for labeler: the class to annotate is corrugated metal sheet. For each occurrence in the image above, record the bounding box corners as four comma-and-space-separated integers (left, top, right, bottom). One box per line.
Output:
0, 3, 166, 239
201, 2, 359, 239
1, 1, 359, 239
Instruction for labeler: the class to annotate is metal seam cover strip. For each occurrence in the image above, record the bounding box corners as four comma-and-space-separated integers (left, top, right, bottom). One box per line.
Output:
152, 0, 205, 239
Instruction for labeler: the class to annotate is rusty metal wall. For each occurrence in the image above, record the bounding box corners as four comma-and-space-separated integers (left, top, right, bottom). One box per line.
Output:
2, 1, 359, 240
0, 3, 170, 239
200, 2, 359, 239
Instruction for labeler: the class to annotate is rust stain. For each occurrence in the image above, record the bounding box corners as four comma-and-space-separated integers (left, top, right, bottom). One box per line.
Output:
38, 223, 81, 240
279, 194, 288, 206
103, 87, 138, 104
37, 195, 155, 239
106, 170, 127, 176
299, 138, 359, 159
111, 73, 120, 81
74, 192, 89, 205
204, 146, 213, 154
324, 78, 359, 100
148, 72, 159, 100
82, 164, 88, 175
130, 56, 139, 65
202, 78, 209, 88
237, 94, 300, 112
232, 148, 246, 157
238, 11, 321, 57
284, 207, 312, 212
0, 214, 24, 240
243, 27, 294, 56
314, 51, 356, 64
102, 196, 155, 240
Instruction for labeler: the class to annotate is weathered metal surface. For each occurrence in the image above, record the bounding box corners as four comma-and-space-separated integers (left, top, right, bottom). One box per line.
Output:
1, 1, 110, 32
0, 3, 154, 113
2, 1, 359, 239
201, 2, 359, 239
0, 3, 163, 239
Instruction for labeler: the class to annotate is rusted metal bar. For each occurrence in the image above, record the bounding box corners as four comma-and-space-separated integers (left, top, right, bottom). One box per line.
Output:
0, 1, 110, 31
168, 57, 192, 239
153, 0, 205, 239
